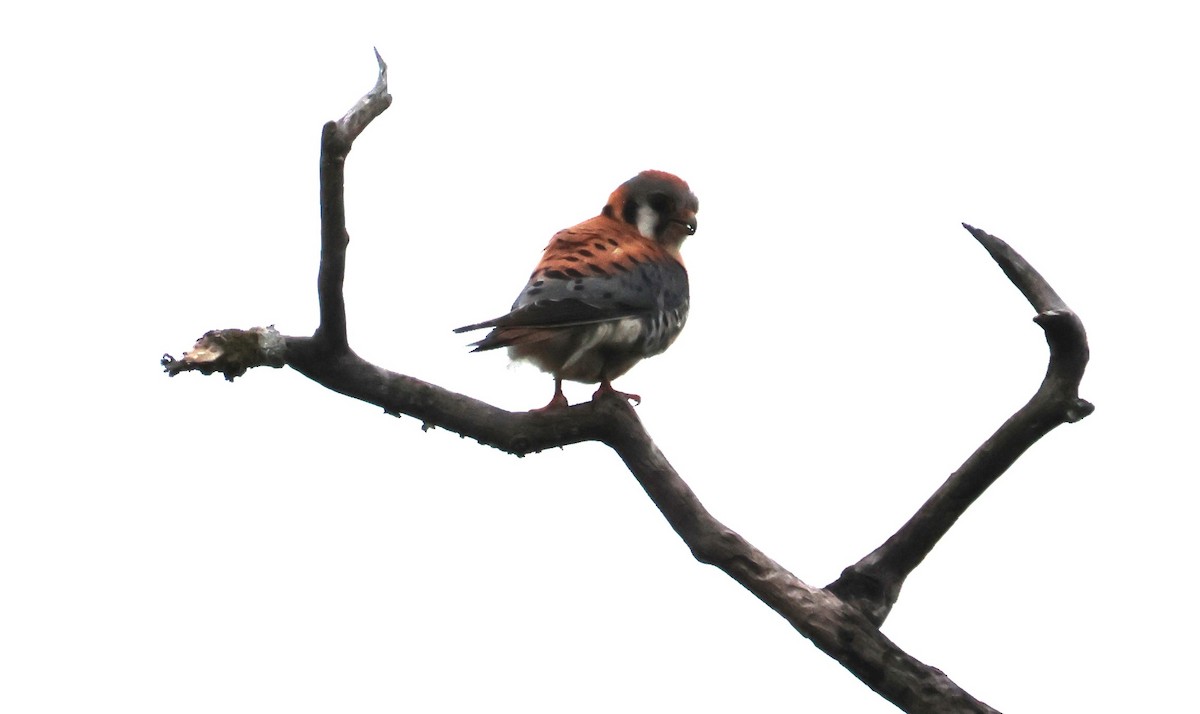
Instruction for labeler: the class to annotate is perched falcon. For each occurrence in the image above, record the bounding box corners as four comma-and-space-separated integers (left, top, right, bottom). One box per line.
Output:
454, 170, 699, 409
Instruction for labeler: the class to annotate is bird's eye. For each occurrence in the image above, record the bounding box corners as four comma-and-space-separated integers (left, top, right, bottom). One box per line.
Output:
647, 192, 673, 213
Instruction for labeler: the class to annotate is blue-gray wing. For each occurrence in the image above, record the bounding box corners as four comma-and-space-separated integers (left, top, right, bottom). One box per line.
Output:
454, 221, 689, 351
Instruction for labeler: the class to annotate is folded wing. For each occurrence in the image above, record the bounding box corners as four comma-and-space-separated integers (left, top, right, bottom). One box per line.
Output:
454, 221, 688, 353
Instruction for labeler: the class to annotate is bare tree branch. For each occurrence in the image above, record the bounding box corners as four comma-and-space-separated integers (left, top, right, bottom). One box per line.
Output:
161, 327, 285, 380
827, 224, 1094, 625
162, 55, 1095, 713
316, 48, 391, 352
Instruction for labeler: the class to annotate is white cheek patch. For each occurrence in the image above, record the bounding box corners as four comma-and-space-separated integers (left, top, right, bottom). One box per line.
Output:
636, 205, 658, 238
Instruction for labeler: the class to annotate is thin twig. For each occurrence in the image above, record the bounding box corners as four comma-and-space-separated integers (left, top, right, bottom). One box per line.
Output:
314, 50, 391, 352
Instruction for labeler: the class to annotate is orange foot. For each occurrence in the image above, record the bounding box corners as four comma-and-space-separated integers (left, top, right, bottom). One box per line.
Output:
531, 378, 570, 412
592, 379, 641, 406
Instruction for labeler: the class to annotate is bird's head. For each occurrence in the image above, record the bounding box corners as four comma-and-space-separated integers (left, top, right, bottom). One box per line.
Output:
604, 170, 699, 253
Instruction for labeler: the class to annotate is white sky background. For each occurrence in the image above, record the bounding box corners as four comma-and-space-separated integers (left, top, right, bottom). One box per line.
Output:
3, 2, 1197, 711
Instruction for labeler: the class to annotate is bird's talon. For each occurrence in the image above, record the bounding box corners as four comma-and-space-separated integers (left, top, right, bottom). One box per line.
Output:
530, 396, 569, 412
530, 381, 569, 412
592, 382, 641, 406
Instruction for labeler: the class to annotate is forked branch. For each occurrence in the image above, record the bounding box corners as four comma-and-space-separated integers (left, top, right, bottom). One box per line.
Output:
162, 55, 1091, 713
827, 225, 1094, 625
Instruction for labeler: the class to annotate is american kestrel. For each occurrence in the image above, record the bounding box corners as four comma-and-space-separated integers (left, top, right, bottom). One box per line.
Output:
454, 170, 699, 410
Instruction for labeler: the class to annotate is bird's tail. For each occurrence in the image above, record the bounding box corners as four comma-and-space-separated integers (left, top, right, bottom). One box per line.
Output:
457, 325, 558, 353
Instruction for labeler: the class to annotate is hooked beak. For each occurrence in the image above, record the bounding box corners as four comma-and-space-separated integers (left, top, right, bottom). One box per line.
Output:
673, 214, 698, 236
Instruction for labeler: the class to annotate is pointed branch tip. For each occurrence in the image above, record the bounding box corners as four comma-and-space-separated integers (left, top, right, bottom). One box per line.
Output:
373, 47, 387, 81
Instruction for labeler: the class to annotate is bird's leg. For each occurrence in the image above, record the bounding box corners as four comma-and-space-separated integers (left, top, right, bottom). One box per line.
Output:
592, 378, 641, 406
532, 377, 569, 412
